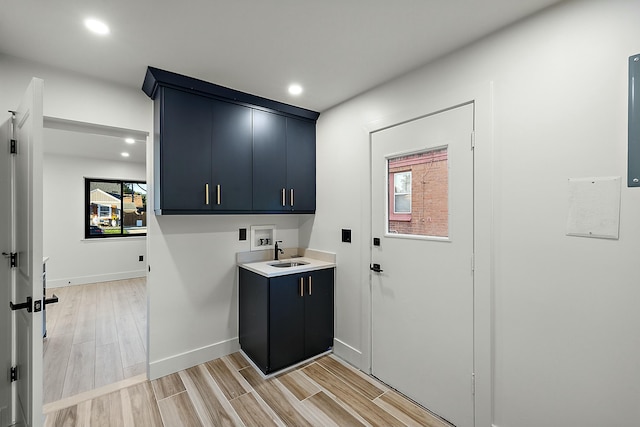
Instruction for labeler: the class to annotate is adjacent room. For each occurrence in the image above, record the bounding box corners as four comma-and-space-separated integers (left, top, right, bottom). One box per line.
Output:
41, 123, 148, 407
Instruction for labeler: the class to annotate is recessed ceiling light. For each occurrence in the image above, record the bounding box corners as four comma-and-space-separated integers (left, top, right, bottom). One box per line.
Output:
121, 152, 130, 158
84, 18, 110, 35
288, 84, 303, 96
125, 138, 135, 144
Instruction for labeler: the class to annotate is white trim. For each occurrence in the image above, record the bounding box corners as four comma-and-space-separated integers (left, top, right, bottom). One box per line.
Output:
43, 116, 149, 140
42, 374, 147, 414
332, 338, 363, 368
46, 269, 146, 288
81, 236, 146, 242
148, 337, 240, 380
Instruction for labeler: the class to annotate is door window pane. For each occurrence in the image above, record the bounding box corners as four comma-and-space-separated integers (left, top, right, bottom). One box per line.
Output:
388, 147, 448, 237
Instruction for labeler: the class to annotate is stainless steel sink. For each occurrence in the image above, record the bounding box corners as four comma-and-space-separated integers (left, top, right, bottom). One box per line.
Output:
269, 261, 309, 268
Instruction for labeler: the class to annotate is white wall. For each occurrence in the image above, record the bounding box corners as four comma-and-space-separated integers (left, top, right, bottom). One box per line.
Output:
146, 214, 301, 377
0, 55, 149, 131
43, 153, 146, 287
309, 0, 640, 426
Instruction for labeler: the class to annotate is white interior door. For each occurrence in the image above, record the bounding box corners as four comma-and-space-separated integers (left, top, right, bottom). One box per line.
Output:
1, 116, 13, 426
11, 78, 44, 427
371, 103, 474, 427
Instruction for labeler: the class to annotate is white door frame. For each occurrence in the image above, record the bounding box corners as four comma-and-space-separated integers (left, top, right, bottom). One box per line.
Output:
1, 114, 13, 427
363, 82, 494, 427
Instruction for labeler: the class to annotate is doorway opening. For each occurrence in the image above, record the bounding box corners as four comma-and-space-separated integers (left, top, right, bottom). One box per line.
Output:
40, 120, 149, 409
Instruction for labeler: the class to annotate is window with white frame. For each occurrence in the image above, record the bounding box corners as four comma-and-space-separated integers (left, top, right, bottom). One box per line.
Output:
85, 178, 147, 238
393, 171, 412, 213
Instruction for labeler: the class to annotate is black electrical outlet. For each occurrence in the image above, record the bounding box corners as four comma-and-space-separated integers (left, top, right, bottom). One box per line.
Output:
139, 255, 144, 262
239, 228, 247, 241
342, 229, 352, 243
373, 237, 380, 246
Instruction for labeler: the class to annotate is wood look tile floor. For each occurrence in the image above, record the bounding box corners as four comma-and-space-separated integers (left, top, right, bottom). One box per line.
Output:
44, 352, 452, 427
43, 278, 147, 404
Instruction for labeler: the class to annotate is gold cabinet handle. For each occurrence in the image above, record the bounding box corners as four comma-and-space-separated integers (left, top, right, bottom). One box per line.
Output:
205, 183, 209, 205
299, 277, 304, 297
290, 189, 294, 207
282, 188, 286, 207
308, 275, 312, 295
216, 185, 221, 205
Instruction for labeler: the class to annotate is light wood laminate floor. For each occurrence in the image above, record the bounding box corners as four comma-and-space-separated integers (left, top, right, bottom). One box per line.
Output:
44, 352, 451, 427
43, 278, 147, 404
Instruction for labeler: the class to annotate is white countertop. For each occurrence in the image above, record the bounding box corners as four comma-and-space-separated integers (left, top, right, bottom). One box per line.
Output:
239, 257, 336, 278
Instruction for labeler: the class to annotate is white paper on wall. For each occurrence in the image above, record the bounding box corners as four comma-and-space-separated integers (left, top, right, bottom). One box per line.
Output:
566, 176, 621, 239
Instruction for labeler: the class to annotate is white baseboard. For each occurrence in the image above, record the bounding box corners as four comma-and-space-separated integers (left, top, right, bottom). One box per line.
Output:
148, 337, 240, 380
47, 270, 146, 288
0, 406, 7, 427
333, 338, 363, 368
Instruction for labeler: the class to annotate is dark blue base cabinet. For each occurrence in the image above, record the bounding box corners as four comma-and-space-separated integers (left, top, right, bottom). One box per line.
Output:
239, 267, 334, 374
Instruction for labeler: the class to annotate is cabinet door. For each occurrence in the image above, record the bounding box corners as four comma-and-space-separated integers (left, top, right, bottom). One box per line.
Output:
211, 100, 253, 211
238, 268, 269, 371
253, 110, 287, 211
269, 273, 305, 372
159, 88, 212, 211
286, 117, 316, 212
304, 268, 334, 358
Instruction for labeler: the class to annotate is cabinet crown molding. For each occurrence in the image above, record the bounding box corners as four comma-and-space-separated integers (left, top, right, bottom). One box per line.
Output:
142, 66, 320, 121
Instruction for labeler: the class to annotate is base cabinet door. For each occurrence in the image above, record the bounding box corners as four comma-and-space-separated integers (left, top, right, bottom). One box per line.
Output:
239, 267, 334, 374
238, 268, 269, 370
303, 268, 334, 356
269, 274, 305, 372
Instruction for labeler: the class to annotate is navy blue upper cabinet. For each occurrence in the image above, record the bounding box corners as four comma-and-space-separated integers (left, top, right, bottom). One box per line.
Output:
143, 67, 319, 215
157, 87, 212, 212
253, 110, 288, 211
211, 100, 253, 211
153, 87, 253, 213
286, 117, 316, 212
253, 111, 316, 212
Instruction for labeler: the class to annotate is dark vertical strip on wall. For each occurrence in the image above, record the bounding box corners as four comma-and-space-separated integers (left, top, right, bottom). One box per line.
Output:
628, 54, 640, 187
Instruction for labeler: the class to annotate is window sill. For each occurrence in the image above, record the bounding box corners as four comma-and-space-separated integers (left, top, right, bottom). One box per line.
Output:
389, 214, 411, 222
82, 235, 146, 242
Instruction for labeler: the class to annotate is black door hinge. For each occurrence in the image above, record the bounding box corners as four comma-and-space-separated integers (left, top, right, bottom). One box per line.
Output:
2, 252, 16, 268
10, 139, 17, 154
370, 263, 384, 273
10, 366, 17, 382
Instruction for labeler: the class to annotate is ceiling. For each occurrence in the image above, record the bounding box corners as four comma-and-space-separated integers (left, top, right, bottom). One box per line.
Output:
3, 0, 564, 163
2, 0, 564, 113
43, 127, 146, 164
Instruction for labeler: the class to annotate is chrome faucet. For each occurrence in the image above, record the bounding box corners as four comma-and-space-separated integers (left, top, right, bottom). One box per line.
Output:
274, 240, 284, 260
